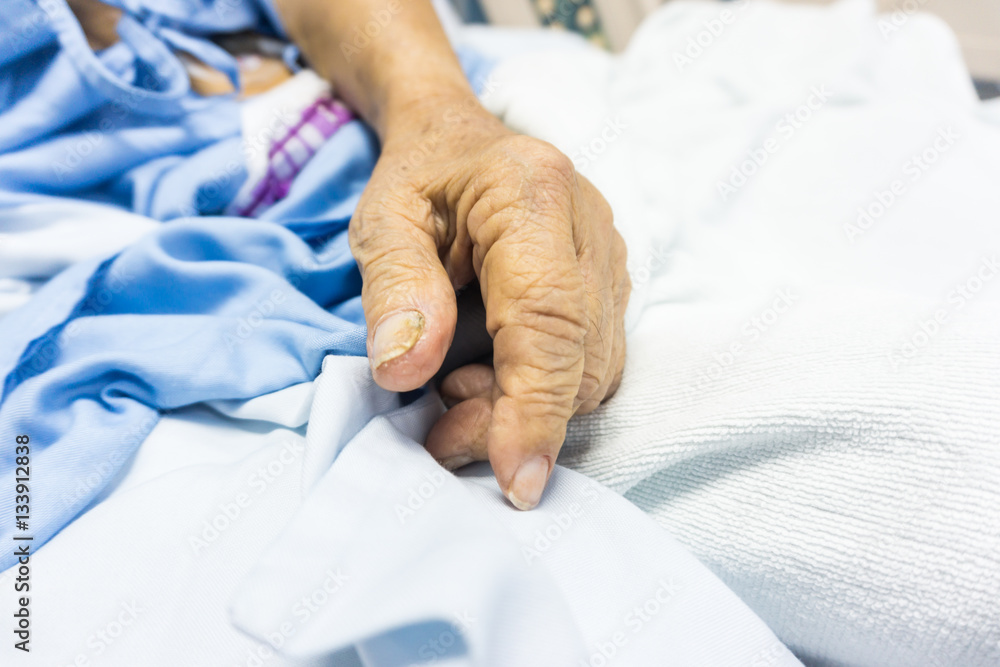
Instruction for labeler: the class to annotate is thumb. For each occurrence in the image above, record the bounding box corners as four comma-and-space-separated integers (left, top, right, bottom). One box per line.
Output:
349, 198, 457, 392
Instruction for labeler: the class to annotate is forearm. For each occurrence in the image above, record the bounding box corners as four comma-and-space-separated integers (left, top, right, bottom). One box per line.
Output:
274, 0, 477, 141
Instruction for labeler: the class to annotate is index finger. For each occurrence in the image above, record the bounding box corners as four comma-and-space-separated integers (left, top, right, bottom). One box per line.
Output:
470, 167, 588, 510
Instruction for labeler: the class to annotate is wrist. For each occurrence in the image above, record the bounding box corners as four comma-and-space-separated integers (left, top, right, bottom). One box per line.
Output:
380, 87, 505, 150
376, 74, 480, 136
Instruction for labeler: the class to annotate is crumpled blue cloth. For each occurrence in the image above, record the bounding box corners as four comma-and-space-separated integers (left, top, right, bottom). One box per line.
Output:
0, 199, 371, 573
0, 0, 282, 215
0, 0, 495, 570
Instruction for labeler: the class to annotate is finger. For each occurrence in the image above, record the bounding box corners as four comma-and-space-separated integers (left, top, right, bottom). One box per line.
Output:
578, 230, 631, 413
572, 242, 616, 412
349, 191, 457, 392
578, 315, 624, 414
429, 364, 495, 467
604, 354, 624, 402
426, 396, 491, 469
603, 231, 632, 403
471, 161, 589, 510
440, 363, 494, 408
486, 265, 586, 511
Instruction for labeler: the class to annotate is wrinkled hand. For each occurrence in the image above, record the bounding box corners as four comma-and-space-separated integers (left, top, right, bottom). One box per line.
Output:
350, 105, 630, 510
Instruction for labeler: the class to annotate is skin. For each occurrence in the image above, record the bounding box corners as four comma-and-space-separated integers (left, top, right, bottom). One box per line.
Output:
276, 0, 630, 510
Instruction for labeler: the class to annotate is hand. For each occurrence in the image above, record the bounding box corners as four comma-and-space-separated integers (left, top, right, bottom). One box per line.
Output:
350, 102, 630, 510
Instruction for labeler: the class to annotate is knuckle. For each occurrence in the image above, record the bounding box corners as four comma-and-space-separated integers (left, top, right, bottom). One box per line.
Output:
531, 311, 588, 350
490, 270, 589, 345
521, 264, 585, 308
491, 137, 577, 206
349, 196, 432, 264
498, 318, 585, 369
501, 372, 579, 422
358, 242, 429, 287
493, 317, 586, 407
470, 139, 582, 245
528, 143, 576, 185
502, 135, 575, 179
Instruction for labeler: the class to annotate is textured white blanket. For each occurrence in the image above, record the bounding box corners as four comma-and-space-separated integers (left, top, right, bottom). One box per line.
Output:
476, 1, 1000, 665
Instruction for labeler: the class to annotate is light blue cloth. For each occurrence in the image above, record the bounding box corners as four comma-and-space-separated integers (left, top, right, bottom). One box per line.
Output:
0, 0, 495, 570
0, 0, 278, 215
0, 217, 372, 572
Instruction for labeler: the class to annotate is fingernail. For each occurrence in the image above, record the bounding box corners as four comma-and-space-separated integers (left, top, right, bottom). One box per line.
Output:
506, 456, 550, 511
372, 310, 425, 369
438, 454, 475, 471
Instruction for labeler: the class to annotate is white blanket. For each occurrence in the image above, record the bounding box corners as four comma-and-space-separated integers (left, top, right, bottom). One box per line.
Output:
475, 1, 1000, 665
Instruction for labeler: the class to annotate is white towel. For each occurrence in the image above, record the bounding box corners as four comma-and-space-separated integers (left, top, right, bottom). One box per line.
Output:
478, 1, 1000, 665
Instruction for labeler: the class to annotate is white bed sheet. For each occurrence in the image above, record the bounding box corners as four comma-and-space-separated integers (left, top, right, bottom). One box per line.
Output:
0, 356, 801, 667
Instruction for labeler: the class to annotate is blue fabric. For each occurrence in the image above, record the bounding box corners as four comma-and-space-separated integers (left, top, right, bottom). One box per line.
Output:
0, 199, 372, 574
0, 0, 272, 215
0, 98, 381, 571
0, 0, 497, 569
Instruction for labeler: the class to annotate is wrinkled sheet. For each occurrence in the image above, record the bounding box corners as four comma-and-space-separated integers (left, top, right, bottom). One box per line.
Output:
0, 356, 801, 666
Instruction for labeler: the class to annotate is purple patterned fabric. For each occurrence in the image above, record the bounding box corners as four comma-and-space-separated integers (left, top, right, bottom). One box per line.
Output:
235, 97, 354, 217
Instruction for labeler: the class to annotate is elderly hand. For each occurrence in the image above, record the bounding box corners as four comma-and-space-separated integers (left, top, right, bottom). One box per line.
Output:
350, 104, 630, 510
277, 0, 629, 509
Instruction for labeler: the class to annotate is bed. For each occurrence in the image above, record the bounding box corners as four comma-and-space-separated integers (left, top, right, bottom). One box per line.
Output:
2, 1, 999, 665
